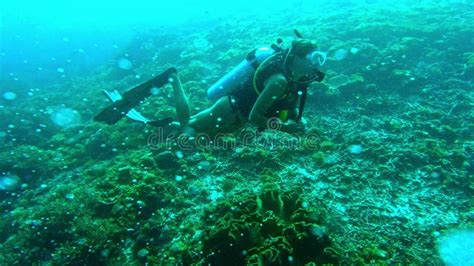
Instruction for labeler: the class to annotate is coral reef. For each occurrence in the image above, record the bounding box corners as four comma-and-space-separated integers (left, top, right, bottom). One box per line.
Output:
197, 183, 338, 265
1, 1, 473, 265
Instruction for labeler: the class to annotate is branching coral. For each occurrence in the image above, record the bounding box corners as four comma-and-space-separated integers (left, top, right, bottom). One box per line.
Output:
195, 184, 339, 265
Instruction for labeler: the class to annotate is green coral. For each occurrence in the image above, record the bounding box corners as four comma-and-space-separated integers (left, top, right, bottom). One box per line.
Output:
312, 151, 326, 166
194, 184, 339, 265
319, 140, 335, 151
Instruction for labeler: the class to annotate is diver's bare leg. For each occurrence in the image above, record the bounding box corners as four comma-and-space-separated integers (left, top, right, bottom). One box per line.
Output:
168, 73, 243, 135
169, 73, 191, 126
187, 97, 245, 135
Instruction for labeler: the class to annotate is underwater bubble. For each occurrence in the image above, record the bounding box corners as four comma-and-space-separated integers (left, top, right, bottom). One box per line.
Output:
65, 193, 74, 200
57, 67, 65, 73
350, 47, 360, 54
150, 87, 160, 95
438, 230, 474, 266
62, 37, 70, 42
137, 248, 149, 258
50, 107, 81, 127
333, 49, 348, 61
168, 77, 174, 83
3, 91, 17, 100
0, 174, 20, 190
348, 144, 363, 154
175, 175, 183, 182
117, 58, 133, 70
175, 151, 184, 159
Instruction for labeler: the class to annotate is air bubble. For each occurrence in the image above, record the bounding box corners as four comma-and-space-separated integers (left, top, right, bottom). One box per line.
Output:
3, 91, 17, 100
150, 87, 160, 95
50, 107, 81, 127
348, 144, 363, 154
0, 174, 20, 190
333, 49, 348, 61
175, 151, 184, 159
117, 58, 133, 70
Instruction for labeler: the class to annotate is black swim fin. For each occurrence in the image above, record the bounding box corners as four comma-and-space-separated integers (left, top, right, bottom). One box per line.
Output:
94, 67, 177, 125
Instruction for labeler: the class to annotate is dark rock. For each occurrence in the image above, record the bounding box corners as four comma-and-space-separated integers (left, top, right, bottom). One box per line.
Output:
153, 151, 178, 169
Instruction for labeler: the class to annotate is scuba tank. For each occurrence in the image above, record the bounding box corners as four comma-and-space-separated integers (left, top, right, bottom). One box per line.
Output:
207, 47, 276, 102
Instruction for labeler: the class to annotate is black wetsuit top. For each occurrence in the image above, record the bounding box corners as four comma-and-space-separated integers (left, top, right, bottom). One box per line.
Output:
230, 53, 303, 119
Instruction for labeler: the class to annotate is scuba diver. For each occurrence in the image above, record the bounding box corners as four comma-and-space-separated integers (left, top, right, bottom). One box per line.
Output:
94, 30, 326, 136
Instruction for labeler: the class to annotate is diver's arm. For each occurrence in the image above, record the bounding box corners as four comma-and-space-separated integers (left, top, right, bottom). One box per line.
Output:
249, 74, 288, 129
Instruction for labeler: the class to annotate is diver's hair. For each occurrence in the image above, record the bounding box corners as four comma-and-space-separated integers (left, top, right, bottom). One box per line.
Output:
291, 39, 317, 57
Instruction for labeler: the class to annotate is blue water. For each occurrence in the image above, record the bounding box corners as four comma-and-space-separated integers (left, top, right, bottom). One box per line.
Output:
1, 0, 473, 264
